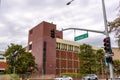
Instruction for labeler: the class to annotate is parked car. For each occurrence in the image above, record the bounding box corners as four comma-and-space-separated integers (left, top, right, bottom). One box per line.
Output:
54, 75, 73, 80
116, 76, 120, 80
82, 74, 98, 80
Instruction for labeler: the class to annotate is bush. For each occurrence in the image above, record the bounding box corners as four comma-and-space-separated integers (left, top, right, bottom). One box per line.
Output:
10, 74, 19, 80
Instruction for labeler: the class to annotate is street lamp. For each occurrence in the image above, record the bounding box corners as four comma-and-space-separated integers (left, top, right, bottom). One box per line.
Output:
66, 0, 74, 5
10, 51, 19, 74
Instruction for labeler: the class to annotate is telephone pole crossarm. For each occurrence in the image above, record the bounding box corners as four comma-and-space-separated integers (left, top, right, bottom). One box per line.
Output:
61, 28, 105, 34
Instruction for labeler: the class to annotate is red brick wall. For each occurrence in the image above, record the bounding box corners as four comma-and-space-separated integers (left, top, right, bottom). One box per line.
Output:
0, 62, 7, 69
56, 30, 63, 39
56, 50, 79, 74
28, 22, 44, 74
43, 21, 56, 74
28, 21, 80, 75
28, 21, 58, 75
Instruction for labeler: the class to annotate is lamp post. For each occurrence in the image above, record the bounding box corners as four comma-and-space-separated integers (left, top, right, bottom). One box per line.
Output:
11, 51, 19, 74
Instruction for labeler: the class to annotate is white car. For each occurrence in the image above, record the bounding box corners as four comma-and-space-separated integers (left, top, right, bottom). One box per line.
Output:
83, 74, 98, 80
116, 76, 120, 80
54, 75, 73, 80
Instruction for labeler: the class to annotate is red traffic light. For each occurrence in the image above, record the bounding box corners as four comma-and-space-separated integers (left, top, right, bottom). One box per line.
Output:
103, 38, 109, 43
103, 37, 112, 53
103, 38, 110, 46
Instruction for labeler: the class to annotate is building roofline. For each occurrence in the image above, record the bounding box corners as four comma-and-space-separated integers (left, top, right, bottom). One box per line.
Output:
56, 38, 81, 46
29, 21, 56, 31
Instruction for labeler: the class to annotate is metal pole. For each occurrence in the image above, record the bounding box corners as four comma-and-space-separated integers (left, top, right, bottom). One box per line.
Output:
74, 29, 76, 39
0, 0, 1, 7
101, 0, 114, 80
13, 65, 15, 74
61, 28, 104, 34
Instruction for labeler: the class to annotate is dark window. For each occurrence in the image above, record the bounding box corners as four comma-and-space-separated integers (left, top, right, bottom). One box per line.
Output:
29, 44, 32, 50
0, 58, 4, 60
0, 70, 4, 74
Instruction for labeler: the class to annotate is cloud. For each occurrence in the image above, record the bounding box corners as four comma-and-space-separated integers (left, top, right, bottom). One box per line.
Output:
0, 0, 119, 50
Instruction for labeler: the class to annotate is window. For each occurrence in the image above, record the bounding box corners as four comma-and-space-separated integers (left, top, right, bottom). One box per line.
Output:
0, 58, 4, 60
29, 44, 32, 50
0, 54, 3, 57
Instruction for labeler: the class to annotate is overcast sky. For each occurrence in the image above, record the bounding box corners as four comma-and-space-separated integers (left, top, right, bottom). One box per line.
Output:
0, 0, 119, 51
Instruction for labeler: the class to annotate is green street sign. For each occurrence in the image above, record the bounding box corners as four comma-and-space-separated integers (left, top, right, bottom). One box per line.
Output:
74, 33, 88, 41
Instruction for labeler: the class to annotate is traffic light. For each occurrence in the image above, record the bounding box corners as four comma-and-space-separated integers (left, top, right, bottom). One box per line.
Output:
51, 29, 55, 38
103, 37, 112, 53
106, 56, 113, 63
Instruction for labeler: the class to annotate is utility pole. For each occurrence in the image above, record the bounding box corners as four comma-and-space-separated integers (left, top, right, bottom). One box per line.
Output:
101, 0, 114, 80
11, 51, 19, 74
66, 0, 114, 80
0, 0, 1, 5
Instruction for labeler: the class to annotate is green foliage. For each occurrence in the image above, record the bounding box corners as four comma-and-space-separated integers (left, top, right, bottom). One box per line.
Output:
4, 43, 37, 74
4, 43, 24, 56
108, 17, 120, 49
10, 74, 19, 80
95, 49, 106, 77
113, 60, 120, 76
15, 52, 37, 74
78, 44, 105, 76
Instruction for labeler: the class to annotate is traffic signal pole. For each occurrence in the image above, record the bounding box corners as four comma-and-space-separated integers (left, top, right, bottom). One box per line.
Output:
101, 0, 114, 80
61, 28, 104, 34
66, 0, 114, 79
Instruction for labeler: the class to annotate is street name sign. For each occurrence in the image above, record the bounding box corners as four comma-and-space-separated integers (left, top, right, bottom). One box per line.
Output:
74, 33, 88, 41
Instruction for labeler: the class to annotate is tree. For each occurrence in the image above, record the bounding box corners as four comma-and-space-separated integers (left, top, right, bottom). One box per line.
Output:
96, 49, 106, 78
108, 17, 120, 49
78, 44, 99, 75
113, 60, 120, 76
4, 43, 37, 74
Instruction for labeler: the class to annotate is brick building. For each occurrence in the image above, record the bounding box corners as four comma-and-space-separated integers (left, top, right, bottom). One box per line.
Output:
0, 51, 7, 73
56, 38, 80, 74
112, 48, 120, 60
28, 21, 62, 75
27, 21, 120, 76
28, 21, 80, 75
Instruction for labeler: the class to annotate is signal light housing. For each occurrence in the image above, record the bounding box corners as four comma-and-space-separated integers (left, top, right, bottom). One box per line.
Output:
103, 37, 112, 54
51, 29, 55, 38
106, 56, 113, 63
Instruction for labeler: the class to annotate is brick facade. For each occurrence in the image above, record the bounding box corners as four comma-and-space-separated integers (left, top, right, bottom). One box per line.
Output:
112, 48, 120, 60
28, 21, 63, 75
28, 21, 80, 75
0, 51, 7, 73
28, 21, 120, 76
